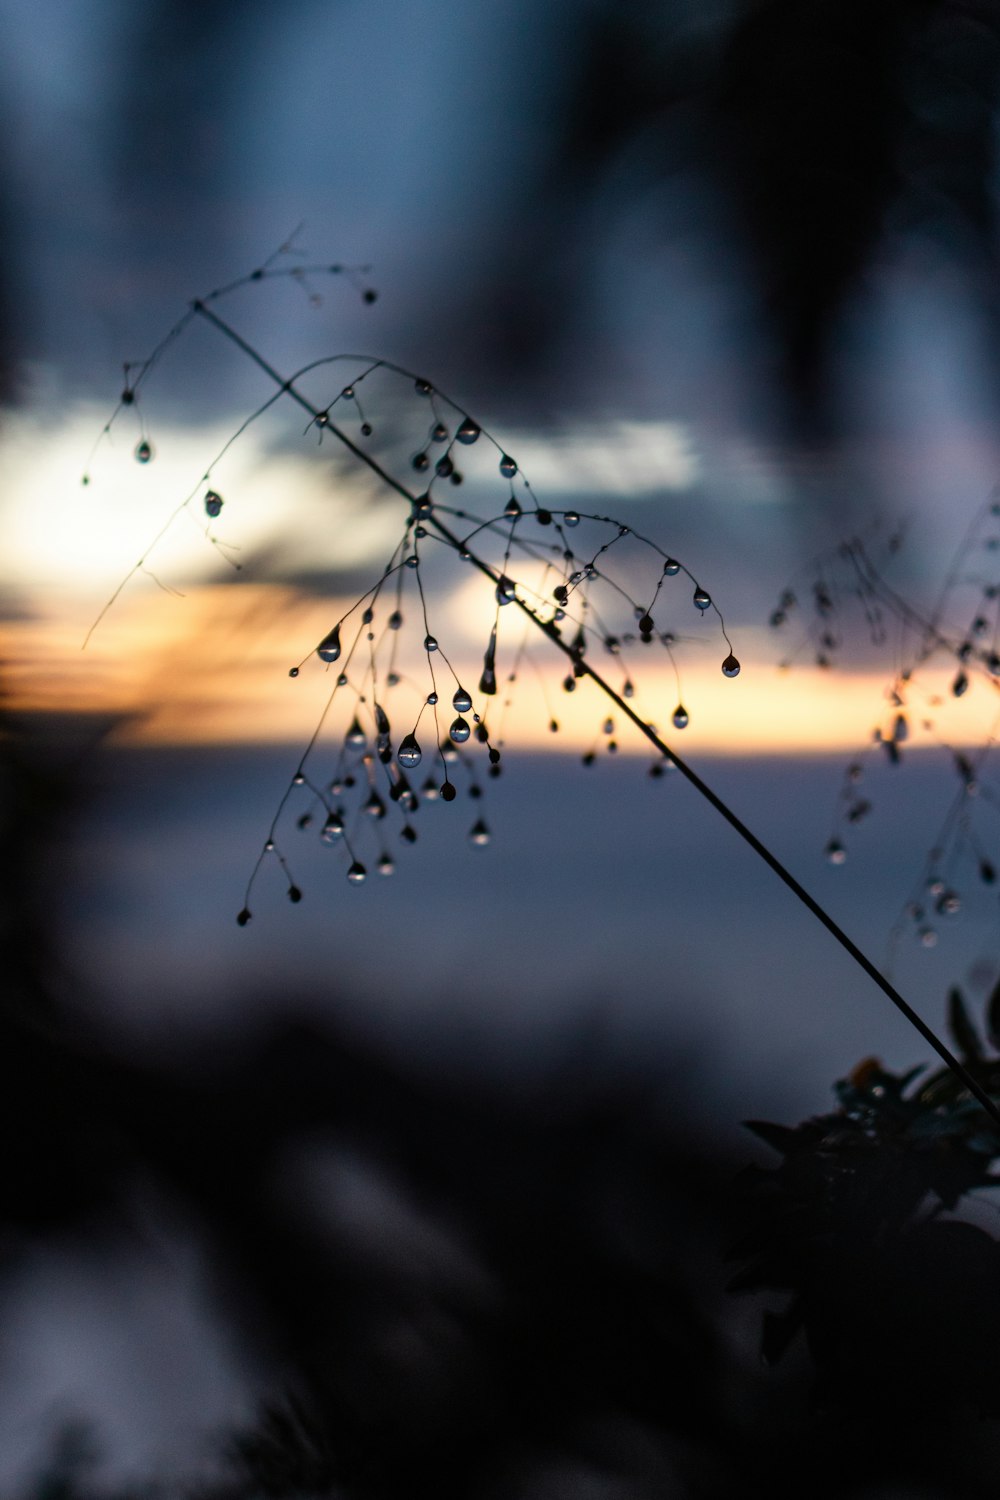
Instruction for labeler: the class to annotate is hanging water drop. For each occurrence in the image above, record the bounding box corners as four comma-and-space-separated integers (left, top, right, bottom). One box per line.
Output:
135, 439, 153, 463
345, 716, 367, 750
918, 926, 938, 947
825, 839, 847, 865
400, 824, 418, 843
672, 704, 689, 729
436, 455, 454, 478
563, 675, 576, 693
361, 422, 373, 436
549, 719, 559, 733
424, 634, 438, 652
204, 489, 223, 518
322, 813, 345, 843
693, 587, 711, 611
953, 670, 969, 698
377, 854, 395, 876
499, 454, 517, 478
413, 452, 430, 472
638, 614, 654, 635
237, 908, 252, 926
564, 511, 580, 527
316, 625, 342, 663
622, 679, 634, 699
431, 421, 448, 442
347, 861, 367, 884
602, 717, 614, 734
496, 574, 516, 605
504, 496, 522, 519
389, 610, 403, 630
469, 819, 491, 847
440, 781, 457, 801
397, 733, 422, 769
721, 653, 741, 678
553, 585, 569, 605
980, 860, 997, 884
456, 417, 480, 444
452, 687, 472, 713
536, 509, 552, 525
936, 889, 961, 917
663, 558, 680, 576
288, 885, 303, 903
288, 667, 299, 678
450, 716, 471, 743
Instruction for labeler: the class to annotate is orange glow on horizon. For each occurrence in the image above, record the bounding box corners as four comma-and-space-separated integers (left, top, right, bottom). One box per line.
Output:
6, 581, 996, 757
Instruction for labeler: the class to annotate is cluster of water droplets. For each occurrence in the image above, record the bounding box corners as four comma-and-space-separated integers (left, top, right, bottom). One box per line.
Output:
81, 248, 744, 922
774, 503, 1000, 962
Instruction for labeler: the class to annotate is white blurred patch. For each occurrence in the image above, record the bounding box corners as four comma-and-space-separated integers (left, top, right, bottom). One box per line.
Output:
501, 420, 699, 495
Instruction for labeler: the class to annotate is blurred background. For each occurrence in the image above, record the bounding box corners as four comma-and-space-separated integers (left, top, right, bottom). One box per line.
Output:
5, 0, 1000, 1493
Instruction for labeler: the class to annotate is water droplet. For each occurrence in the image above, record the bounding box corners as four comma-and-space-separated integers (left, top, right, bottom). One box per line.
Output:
893, 713, 908, 743
622, 679, 634, 699
452, 687, 472, 713
413, 452, 430, 472
440, 781, 457, 801
826, 839, 847, 865
582, 751, 596, 766
693, 587, 711, 611
337, 672, 348, 687
549, 719, 559, 733
288, 885, 303, 903
204, 489, 223, 518
297, 812, 312, 830
288, 666, 300, 678
431, 421, 449, 442
377, 853, 395, 876
638, 614, 654, 634
499, 454, 517, 478
361, 422, 373, 437
663, 558, 680, 575
424, 634, 438, 652
672, 704, 689, 729
451, 471, 463, 485
505, 497, 522, 519
469, 819, 491, 846
953, 670, 969, 697
414, 378, 432, 396
237, 907, 252, 926
364, 790, 386, 819
135, 439, 153, 463
919, 926, 938, 947
322, 813, 345, 843
450, 716, 471, 743
496, 574, 516, 605
389, 610, 403, 630
121, 387, 135, 405
562, 675, 576, 693
488, 747, 501, 763
400, 824, 418, 843
936, 889, 961, 917
564, 511, 580, 527
347, 861, 367, 884
721, 653, 741, 677
397, 733, 422, 769
317, 625, 342, 662
553, 585, 569, 606
536, 509, 552, 525
345, 716, 367, 750
436, 455, 454, 478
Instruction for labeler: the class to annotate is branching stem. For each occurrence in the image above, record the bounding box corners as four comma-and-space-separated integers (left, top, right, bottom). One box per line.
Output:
192, 300, 1000, 1128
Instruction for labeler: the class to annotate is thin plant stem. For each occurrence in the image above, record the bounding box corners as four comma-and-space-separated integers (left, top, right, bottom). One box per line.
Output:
192, 299, 1000, 1129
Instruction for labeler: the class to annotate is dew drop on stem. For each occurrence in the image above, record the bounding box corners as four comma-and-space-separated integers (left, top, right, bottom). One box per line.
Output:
672, 704, 689, 729
431, 422, 448, 442
204, 490, 223, 518
452, 687, 472, 713
469, 819, 491, 846
237, 907, 252, 926
499, 454, 517, 478
378, 854, 395, 876
135, 439, 153, 463
347, 861, 367, 884
440, 781, 457, 801
316, 625, 342, 663
564, 511, 580, 527
345, 716, 367, 750
496, 575, 516, 605
693, 587, 711, 611
825, 839, 846, 865
456, 417, 480, 444
663, 558, 680, 575
721, 653, 741, 677
450, 716, 471, 743
397, 733, 422, 769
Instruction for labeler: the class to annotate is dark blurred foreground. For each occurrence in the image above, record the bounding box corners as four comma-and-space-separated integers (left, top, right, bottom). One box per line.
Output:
7, 716, 1000, 1499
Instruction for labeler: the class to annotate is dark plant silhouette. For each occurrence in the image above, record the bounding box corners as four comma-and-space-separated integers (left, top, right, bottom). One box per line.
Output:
83, 248, 1000, 1124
